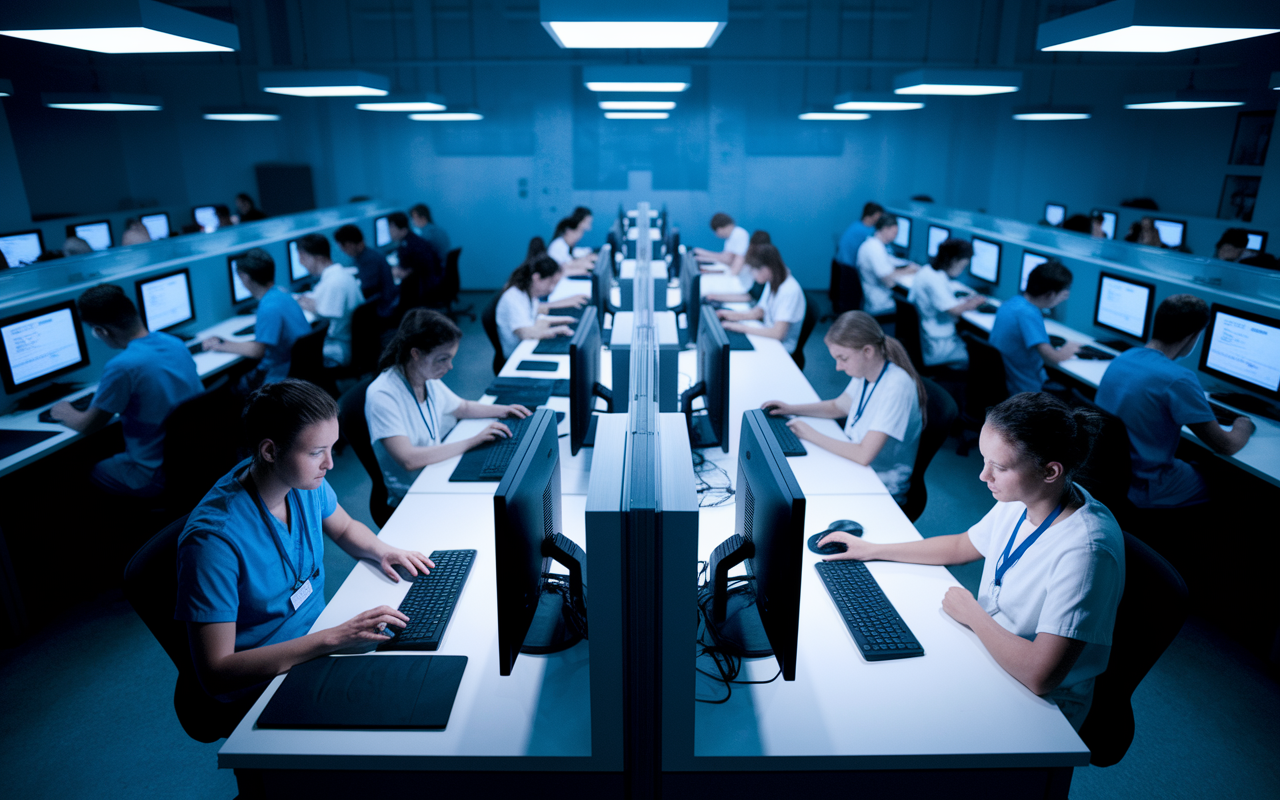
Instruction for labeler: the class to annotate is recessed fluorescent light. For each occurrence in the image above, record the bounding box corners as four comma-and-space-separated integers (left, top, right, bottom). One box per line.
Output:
408, 112, 483, 121
587, 82, 689, 92
259, 70, 389, 97
604, 111, 669, 119
355, 97, 447, 112
894, 68, 1021, 96
203, 111, 280, 121
799, 112, 870, 120
599, 100, 675, 111
1125, 100, 1242, 110
583, 66, 692, 93
0, 0, 239, 53
541, 0, 727, 48
1123, 90, 1243, 110
43, 92, 162, 111
1013, 112, 1091, 120
1037, 1, 1280, 53
833, 94, 924, 111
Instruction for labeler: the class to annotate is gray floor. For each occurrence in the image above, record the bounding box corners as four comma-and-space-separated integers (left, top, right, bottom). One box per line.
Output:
2, 291, 1277, 798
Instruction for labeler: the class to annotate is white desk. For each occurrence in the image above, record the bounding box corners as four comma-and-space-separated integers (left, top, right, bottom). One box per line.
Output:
692, 494, 1088, 767
219, 493, 593, 770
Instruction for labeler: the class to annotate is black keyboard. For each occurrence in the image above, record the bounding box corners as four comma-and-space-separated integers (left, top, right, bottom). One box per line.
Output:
377, 549, 476, 652
725, 330, 755, 351
1095, 338, 1134, 352
765, 414, 806, 456
481, 415, 532, 475
234, 323, 255, 337
38, 393, 94, 424
1076, 345, 1114, 360
188, 340, 204, 355
815, 560, 924, 661
533, 337, 572, 355
1210, 392, 1280, 422
1209, 403, 1244, 426
977, 303, 999, 314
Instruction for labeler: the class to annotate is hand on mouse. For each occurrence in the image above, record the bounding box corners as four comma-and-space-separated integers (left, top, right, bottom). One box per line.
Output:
819, 532, 877, 561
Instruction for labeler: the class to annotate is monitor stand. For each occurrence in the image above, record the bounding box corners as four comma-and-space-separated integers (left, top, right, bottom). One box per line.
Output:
521, 533, 588, 655
704, 533, 773, 658
687, 413, 720, 449
582, 414, 599, 447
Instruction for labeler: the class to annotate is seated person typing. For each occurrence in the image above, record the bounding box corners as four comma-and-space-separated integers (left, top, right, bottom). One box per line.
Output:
335, 224, 397, 319
295, 233, 363, 367
693, 212, 753, 291
366, 309, 531, 505
989, 260, 1078, 395
546, 214, 595, 276
908, 238, 988, 368
48, 284, 203, 497
176, 380, 431, 707
818, 393, 1124, 730
761, 311, 923, 504
388, 211, 443, 307
856, 213, 920, 318
713, 244, 807, 354
836, 202, 883, 267
201, 248, 311, 392
494, 255, 586, 359
1094, 294, 1254, 509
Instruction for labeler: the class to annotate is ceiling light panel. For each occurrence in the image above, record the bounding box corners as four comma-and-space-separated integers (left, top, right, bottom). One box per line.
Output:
1123, 90, 1244, 110
583, 66, 692, 93
893, 69, 1021, 96
408, 112, 483, 121
604, 111, 670, 119
833, 93, 925, 111
599, 101, 676, 110
259, 70, 389, 97
355, 100, 447, 112
0, 1, 239, 53
542, 0, 727, 48
43, 92, 162, 111
1037, 0, 1280, 52
799, 112, 870, 120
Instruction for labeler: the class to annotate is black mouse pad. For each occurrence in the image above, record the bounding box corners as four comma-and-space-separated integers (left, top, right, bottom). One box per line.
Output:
257, 654, 467, 730
0, 429, 60, 461
516, 360, 559, 372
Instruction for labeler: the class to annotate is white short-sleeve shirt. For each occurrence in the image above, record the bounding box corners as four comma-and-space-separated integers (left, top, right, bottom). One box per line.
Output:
723, 226, 754, 290
547, 237, 572, 267
305, 264, 364, 366
365, 368, 464, 504
495, 286, 538, 358
842, 362, 921, 500
907, 265, 967, 366
759, 275, 806, 354
856, 236, 905, 316
965, 486, 1125, 730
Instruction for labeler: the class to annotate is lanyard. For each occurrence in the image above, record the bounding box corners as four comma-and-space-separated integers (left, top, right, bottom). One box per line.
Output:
993, 500, 1066, 587
401, 370, 438, 442
244, 470, 315, 592
851, 361, 891, 428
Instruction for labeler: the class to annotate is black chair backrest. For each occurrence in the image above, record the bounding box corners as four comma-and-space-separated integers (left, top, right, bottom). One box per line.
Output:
442, 248, 462, 306
828, 257, 841, 303
835, 260, 864, 315
902, 377, 959, 522
481, 290, 505, 375
162, 376, 242, 514
337, 375, 393, 528
348, 300, 383, 377
287, 319, 330, 382
1078, 532, 1188, 767
894, 297, 927, 373
792, 295, 819, 371
1070, 388, 1135, 517
960, 331, 1009, 421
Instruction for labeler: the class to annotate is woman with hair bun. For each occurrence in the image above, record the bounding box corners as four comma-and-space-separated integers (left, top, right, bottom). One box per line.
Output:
760, 310, 923, 503
818, 392, 1125, 730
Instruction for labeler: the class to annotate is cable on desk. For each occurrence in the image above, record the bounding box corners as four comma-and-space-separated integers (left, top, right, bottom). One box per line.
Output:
692, 449, 734, 508
694, 560, 782, 704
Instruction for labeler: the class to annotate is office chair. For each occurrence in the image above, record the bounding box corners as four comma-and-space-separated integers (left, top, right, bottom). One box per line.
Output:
1069, 388, 1138, 531
481, 291, 506, 375
828, 257, 841, 304
1077, 532, 1188, 767
337, 376, 395, 528
834, 260, 863, 316
792, 295, 819, 371
956, 332, 1009, 455
161, 375, 242, 517
901, 377, 959, 522
287, 320, 333, 395
441, 248, 476, 322
123, 514, 260, 743
346, 300, 384, 379
893, 298, 928, 374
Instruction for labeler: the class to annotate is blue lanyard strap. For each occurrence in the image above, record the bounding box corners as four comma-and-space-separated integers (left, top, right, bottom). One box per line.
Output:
401, 370, 438, 442
244, 470, 314, 591
852, 361, 891, 427
993, 500, 1066, 587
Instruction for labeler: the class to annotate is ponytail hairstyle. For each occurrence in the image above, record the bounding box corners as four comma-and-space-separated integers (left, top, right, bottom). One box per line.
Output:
503, 254, 562, 295
984, 392, 1103, 485
825, 311, 927, 426
378, 308, 462, 372
525, 236, 547, 260
745, 243, 788, 293
243, 379, 339, 467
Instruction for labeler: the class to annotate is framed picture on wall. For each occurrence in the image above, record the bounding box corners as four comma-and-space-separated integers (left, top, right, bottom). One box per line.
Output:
1217, 175, 1260, 222
1228, 111, 1272, 166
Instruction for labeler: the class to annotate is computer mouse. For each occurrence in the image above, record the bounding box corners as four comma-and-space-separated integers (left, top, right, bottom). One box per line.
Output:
808, 520, 863, 555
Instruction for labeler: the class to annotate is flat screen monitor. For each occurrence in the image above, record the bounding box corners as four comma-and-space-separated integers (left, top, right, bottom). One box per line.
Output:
193, 205, 219, 233
590, 244, 614, 325
140, 212, 170, 240
228, 254, 254, 306
682, 310, 731, 452
1020, 251, 1049, 292
704, 408, 806, 681
892, 217, 911, 250
1199, 304, 1280, 400
136, 269, 196, 334
0, 300, 91, 394
0, 230, 44, 267
68, 221, 113, 251
680, 256, 703, 344
1092, 209, 1117, 240
1045, 203, 1066, 226
1152, 218, 1185, 248
374, 215, 392, 247
569, 306, 611, 455
1245, 230, 1267, 253
494, 409, 586, 676
287, 239, 310, 283
1093, 273, 1154, 342
927, 225, 951, 259
969, 237, 1002, 284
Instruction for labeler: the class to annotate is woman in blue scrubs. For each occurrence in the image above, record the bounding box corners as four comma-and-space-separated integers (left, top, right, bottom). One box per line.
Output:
176, 379, 431, 701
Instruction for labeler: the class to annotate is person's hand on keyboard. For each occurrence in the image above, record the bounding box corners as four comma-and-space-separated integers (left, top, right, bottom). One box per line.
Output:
326, 605, 411, 647
536, 319, 574, 338
784, 418, 817, 441
940, 586, 985, 629
554, 293, 589, 309
202, 335, 226, 352
494, 403, 533, 420
376, 547, 435, 583
468, 421, 513, 449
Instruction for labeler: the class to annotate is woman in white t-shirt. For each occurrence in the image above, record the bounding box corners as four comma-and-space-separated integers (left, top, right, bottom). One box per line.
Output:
714, 244, 807, 353
818, 392, 1125, 731
547, 215, 595, 276
494, 255, 587, 359
760, 311, 923, 501
366, 309, 532, 504
907, 238, 989, 368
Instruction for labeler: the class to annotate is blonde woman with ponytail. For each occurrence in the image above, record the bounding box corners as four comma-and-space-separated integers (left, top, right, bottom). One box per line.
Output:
760, 311, 924, 503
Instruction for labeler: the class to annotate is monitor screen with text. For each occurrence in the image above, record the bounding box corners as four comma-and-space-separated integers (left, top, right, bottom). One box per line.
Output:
0, 302, 90, 392
1201, 305, 1280, 397
1020, 252, 1049, 291
73, 221, 112, 251
137, 270, 195, 333
140, 213, 170, 240
0, 231, 43, 266
1094, 273, 1153, 340
969, 237, 1001, 283
927, 225, 950, 259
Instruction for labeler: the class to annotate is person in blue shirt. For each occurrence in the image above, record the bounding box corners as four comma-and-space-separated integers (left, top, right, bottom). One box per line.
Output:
176, 379, 431, 705
1095, 294, 1255, 509
335, 224, 397, 319
202, 248, 311, 392
836, 201, 883, 266
989, 260, 1080, 396
48, 284, 203, 497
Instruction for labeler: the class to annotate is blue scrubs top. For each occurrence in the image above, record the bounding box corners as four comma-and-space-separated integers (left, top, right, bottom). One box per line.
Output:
91, 331, 203, 477
255, 288, 311, 383
990, 295, 1050, 395
176, 459, 337, 651
836, 221, 874, 266
1095, 347, 1215, 508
